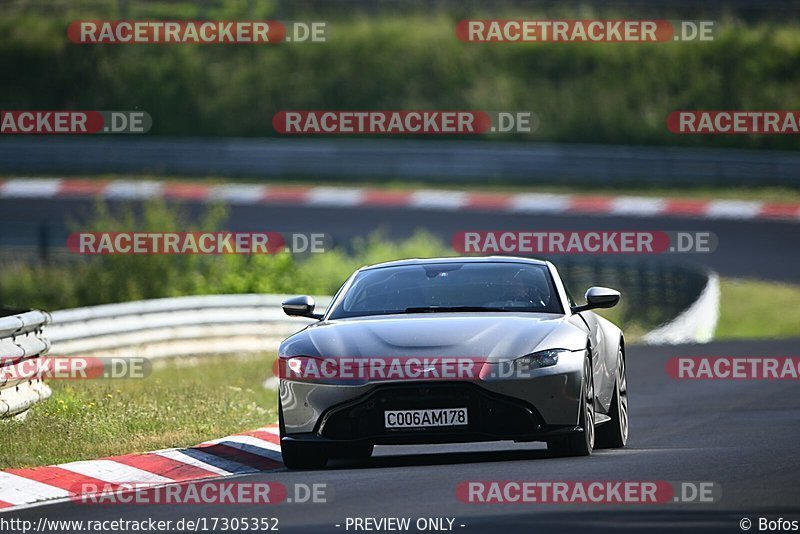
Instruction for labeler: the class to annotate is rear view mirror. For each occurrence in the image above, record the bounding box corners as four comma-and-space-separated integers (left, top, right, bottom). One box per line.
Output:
282, 295, 323, 319
571, 287, 620, 313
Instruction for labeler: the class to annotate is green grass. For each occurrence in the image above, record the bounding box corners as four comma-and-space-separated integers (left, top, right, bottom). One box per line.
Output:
549, 277, 800, 342
715, 278, 800, 340
0, 353, 278, 469
601, 277, 800, 343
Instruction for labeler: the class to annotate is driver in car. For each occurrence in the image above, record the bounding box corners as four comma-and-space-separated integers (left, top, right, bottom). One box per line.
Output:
493, 270, 549, 308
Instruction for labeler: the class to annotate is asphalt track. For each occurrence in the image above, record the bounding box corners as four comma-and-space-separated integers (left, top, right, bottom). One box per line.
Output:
3, 197, 800, 533
8, 338, 800, 533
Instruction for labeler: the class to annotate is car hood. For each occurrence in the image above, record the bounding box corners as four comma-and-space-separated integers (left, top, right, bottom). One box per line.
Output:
279, 313, 586, 362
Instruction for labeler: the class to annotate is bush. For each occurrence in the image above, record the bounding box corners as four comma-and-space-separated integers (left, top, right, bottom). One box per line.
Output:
1, 14, 799, 149
0, 200, 453, 310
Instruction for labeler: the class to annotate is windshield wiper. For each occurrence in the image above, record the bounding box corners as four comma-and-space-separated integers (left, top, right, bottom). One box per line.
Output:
404, 306, 509, 313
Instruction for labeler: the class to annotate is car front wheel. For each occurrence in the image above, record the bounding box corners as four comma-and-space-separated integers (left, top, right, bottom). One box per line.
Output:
596, 346, 628, 449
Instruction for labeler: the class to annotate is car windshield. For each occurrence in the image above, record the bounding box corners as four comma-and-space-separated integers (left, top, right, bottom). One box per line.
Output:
328, 262, 563, 319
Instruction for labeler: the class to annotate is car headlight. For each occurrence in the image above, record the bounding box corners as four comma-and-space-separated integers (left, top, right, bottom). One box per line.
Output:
513, 349, 566, 374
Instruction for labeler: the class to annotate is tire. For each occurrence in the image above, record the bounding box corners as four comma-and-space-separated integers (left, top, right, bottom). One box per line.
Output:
596, 347, 629, 449
281, 440, 329, 470
548, 353, 594, 457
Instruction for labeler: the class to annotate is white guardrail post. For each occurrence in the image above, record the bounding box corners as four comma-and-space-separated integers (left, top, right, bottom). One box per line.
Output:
0, 309, 52, 419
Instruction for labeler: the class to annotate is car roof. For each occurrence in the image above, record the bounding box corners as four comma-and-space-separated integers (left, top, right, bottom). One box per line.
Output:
360, 256, 549, 271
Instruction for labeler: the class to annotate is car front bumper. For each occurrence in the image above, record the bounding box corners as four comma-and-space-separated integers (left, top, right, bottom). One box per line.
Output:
279, 350, 585, 443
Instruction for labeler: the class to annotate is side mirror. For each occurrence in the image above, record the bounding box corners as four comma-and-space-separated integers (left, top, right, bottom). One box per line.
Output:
571, 287, 620, 313
282, 295, 323, 320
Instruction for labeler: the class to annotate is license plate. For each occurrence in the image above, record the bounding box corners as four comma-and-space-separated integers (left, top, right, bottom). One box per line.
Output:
384, 408, 468, 429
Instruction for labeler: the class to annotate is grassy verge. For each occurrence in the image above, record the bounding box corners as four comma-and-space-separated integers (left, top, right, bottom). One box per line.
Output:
715, 278, 800, 340
0, 353, 277, 469
613, 277, 800, 343
541, 276, 800, 342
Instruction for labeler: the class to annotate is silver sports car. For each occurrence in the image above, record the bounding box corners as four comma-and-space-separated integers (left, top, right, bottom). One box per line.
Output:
277, 256, 628, 469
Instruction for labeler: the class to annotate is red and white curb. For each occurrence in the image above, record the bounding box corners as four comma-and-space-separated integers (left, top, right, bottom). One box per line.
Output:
0, 424, 281, 512
2, 178, 799, 222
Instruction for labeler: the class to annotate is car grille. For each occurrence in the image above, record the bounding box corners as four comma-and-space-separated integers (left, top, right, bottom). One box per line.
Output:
317, 382, 543, 441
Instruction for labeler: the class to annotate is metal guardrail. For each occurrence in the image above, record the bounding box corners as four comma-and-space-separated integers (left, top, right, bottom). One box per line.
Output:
39, 258, 719, 357
45, 261, 716, 361
0, 309, 51, 419
552, 256, 716, 333
47, 294, 331, 359
2, 138, 799, 187
2, 264, 717, 418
